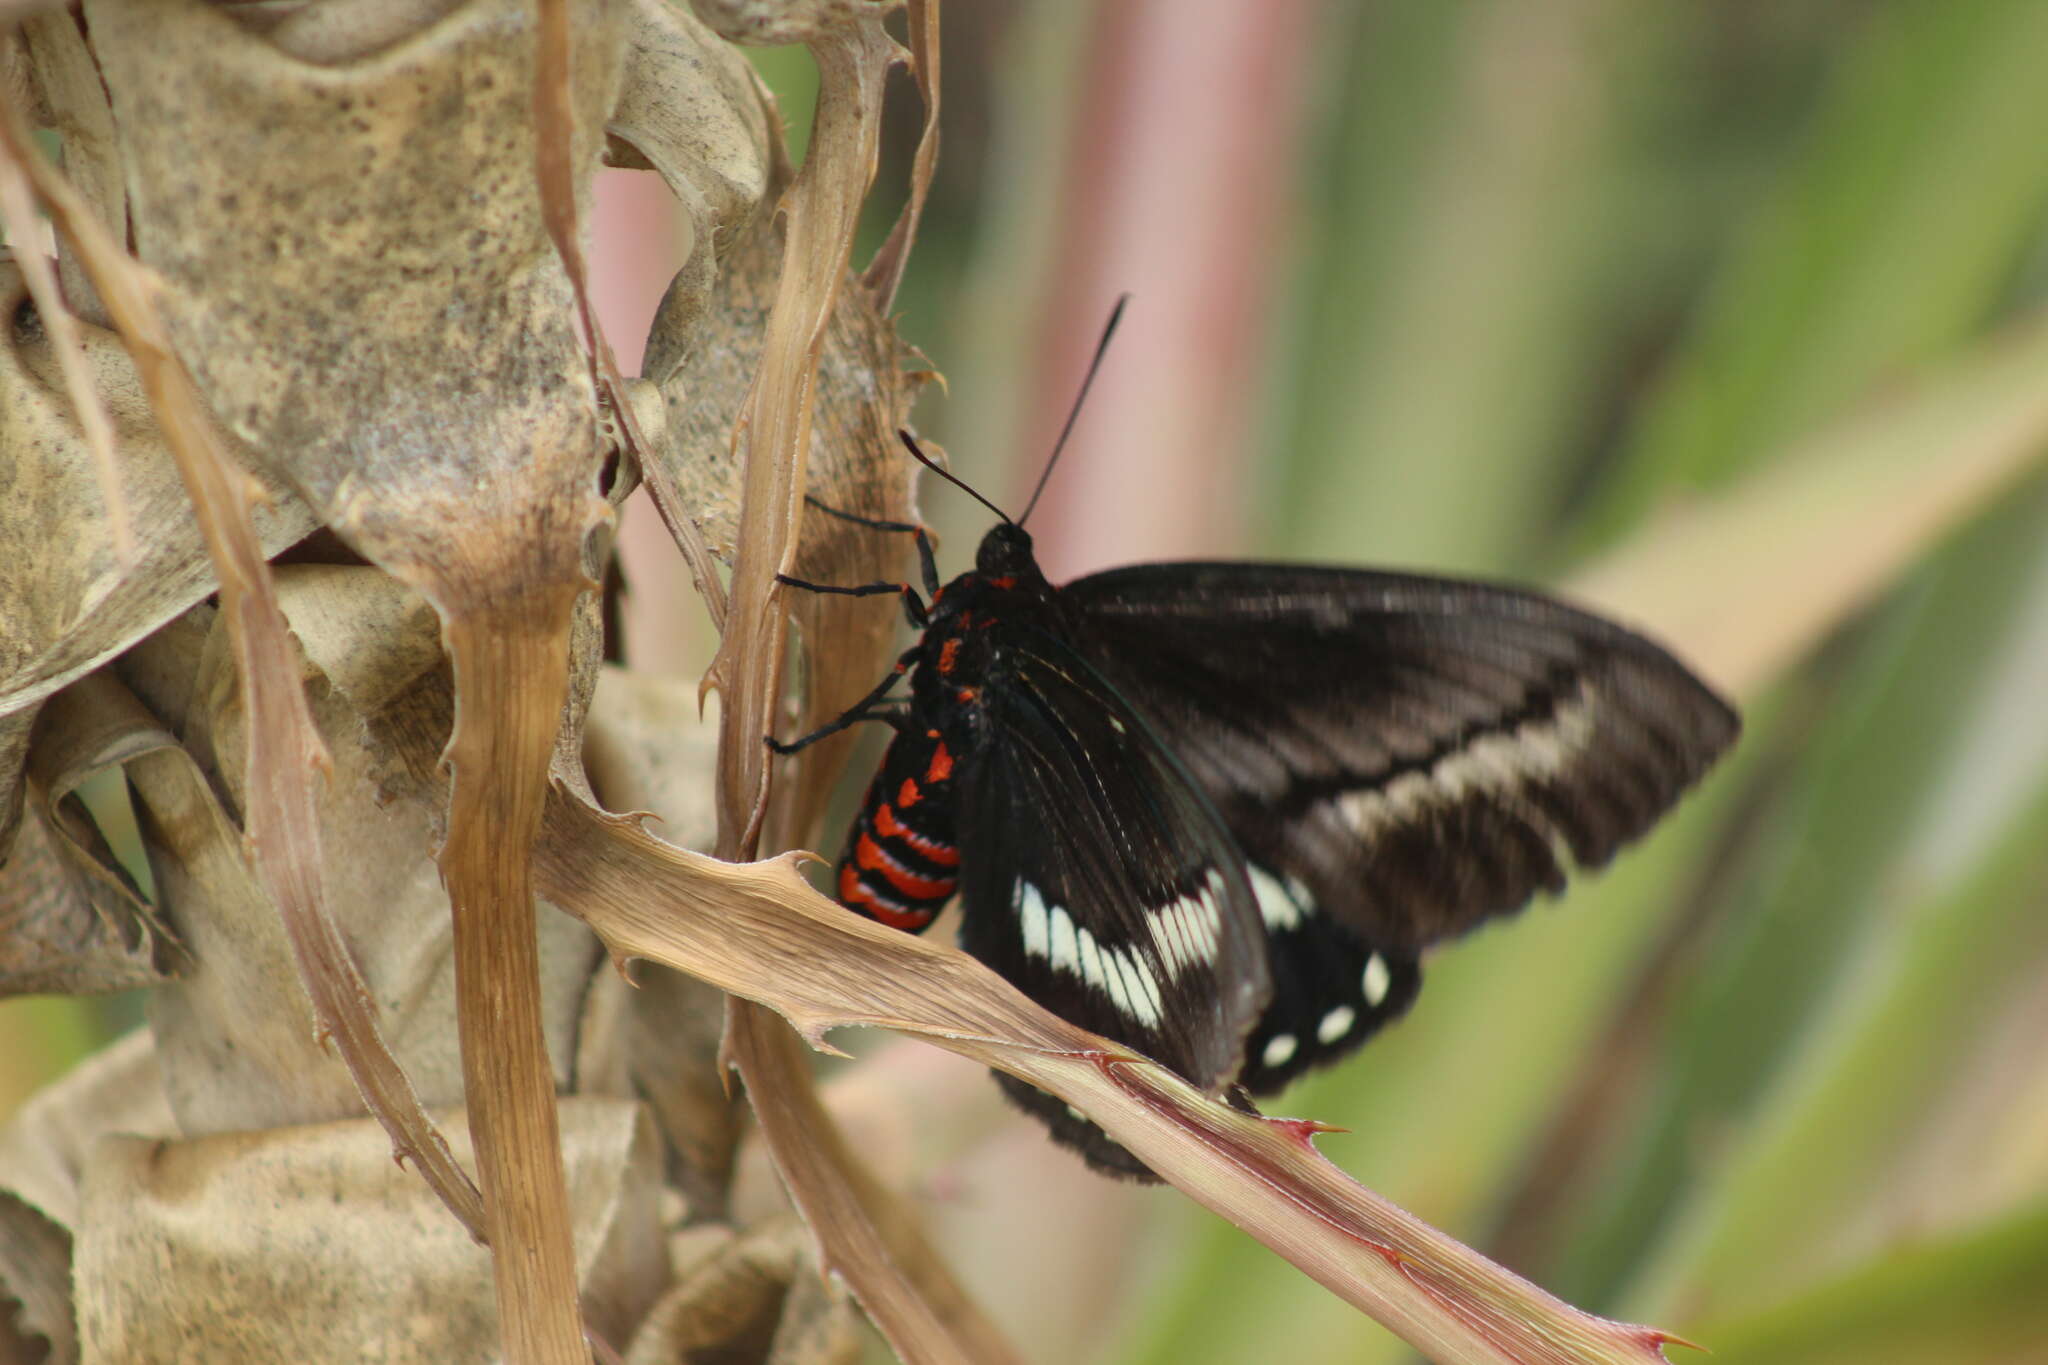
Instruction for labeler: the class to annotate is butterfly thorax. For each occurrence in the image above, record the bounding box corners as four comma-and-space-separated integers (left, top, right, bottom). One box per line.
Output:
832, 524, 1062, 935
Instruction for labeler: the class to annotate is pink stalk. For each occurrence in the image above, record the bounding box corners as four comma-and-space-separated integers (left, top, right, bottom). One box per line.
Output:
1016, 0, 1322, 577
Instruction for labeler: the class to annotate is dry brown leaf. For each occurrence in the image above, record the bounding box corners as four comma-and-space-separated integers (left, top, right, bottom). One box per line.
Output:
0, 257, 317, 826
610, 0, 776, 359
0, 1192, 71, 1365
0, 702, 28, 850
724, 1008, 1026, 1365
622, 1216, 813, 1364
645, 223, 924, 558
646, 212, 932, 848
691, 0, 881, 48
2, 41, 493, 1298
576, 667, 741, 1213
72, 1099, 664, 1365
765, 1247, 864, 1365
234, 0, 470, 60
860, 0, 938, 313
0, 1029, 172, 1365
0, 776, 166, 998
88, 3, 635, 1354
3, 583, 655, 1365
132, 573, 600, 1135
16, 9, 120, 327
0, 120, 126, 564
3, 680, 176, 997
0, 1027, 171, 1232
704, 3, 901, 858
608, 0, 784, 630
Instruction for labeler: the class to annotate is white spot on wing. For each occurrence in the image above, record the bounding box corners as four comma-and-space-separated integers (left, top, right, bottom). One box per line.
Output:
1196, 868, 1225, 954
1261, 1033, 1298, 1070
1247, 864, 1306, 931
1317, 1005, 1357, 1044
1146, 869, 1226, 977
1362, 953, 1392, 1007
1017, 882, 1050, 961
1115, 948, 1165, 1026
1022, 888, 1166, 1028
1077, 929, 1109, 1005
1047, 903, 1080, 975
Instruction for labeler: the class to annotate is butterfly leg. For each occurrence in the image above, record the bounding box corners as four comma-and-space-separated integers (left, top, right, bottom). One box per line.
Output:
776, 572, 930, 629
766, 645, 920, 755
803, 495, 942, 597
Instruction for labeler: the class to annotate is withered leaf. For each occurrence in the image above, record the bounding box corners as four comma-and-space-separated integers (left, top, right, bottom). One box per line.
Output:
73, 1099, 666, 1365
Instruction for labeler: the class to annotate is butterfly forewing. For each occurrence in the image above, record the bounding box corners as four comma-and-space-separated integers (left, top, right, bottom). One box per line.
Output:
951, 628, 1271, 1095
1063, 562, 1737, 1089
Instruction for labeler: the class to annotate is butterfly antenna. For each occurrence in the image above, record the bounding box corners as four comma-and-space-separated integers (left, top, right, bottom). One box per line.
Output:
1019, 293, 1130, 527
897, 429, 1013, 525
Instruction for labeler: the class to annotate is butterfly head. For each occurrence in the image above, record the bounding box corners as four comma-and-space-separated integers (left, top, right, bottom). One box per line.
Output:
975, 521, 1041, 582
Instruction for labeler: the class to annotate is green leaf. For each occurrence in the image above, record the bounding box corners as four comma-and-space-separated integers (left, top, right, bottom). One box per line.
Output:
1682, 1202, 2048, 1365
1582, 0, 2048, 546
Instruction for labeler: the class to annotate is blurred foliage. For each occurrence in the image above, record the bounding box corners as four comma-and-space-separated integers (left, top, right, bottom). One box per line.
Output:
900, 2, 2048, 1363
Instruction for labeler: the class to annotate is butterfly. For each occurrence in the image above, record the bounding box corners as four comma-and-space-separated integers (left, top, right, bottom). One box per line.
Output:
771, 304, 1739, 1178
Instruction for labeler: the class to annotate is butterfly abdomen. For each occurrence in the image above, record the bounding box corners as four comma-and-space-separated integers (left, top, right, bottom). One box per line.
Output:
835, 725, 966, 933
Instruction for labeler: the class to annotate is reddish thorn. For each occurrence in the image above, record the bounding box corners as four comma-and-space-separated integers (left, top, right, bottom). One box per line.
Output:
1269, 1115, 1349, 1140
1646, 1328, 1708, 1355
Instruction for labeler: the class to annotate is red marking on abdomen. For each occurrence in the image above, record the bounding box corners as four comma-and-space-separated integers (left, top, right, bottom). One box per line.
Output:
938, 638, 961, 674
925, 741, 954, 783
875, 803, 960, 866
856, 833, 957, 900
838, 862, 933, 931
897, 777, 921, 807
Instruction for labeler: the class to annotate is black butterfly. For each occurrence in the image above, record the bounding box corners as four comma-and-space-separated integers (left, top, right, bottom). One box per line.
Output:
772, 307, 1738, 1178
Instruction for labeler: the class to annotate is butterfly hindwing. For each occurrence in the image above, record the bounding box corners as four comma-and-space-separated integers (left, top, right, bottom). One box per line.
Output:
1237, 863, 1422, 1093
951, 628, 1271, 1098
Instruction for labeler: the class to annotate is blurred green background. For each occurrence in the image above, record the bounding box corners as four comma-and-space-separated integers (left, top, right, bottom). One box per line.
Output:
10, 3, 2046, 1363
851, 3, 2048, 1362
